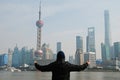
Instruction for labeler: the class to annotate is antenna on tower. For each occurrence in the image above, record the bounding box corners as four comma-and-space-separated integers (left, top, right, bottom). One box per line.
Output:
39, 0, 41, 20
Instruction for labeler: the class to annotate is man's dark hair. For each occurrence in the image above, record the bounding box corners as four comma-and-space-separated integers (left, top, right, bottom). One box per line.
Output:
57, 51, 65, 61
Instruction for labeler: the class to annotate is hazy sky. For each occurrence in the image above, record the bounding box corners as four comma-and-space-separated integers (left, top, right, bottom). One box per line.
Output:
0, 0, 120, 59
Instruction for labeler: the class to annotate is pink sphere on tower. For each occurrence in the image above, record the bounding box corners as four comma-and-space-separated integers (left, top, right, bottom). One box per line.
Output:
36, 20, 44, 28
34, 50, 43, 57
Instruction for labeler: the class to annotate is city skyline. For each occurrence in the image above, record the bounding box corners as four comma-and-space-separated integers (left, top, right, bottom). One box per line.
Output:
0, 0, 120, 59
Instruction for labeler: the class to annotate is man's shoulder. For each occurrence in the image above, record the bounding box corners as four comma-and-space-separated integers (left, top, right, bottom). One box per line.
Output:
50, 61, 58, 65
51, 61, 70, 64
64, 61, 71, 65
65, 61, 69, 63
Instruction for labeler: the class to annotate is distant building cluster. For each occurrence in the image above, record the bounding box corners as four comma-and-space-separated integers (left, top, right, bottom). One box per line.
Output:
13, 47, 33, 67
0, 44, 55, 68
74, 27, 96, 68
72, 10, 120, 69
100, 10, 120, 69
0, 46, 34, 68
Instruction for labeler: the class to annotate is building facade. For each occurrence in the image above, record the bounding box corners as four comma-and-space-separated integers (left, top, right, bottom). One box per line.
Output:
76, 36, 83, 51
8, 49, 13, 66
86, 27, 95, 52
69, 55, 74, 64
41, 43, 53, 60
75, 36, 84, 65
84, 52, 96, 68
12, 46, 20, 67
56, 42, 62, 53
114, 42, 120, 60
0, 54, 8, 66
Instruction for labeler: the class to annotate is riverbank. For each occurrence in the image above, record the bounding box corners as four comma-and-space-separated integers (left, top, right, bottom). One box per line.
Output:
85, 68, 120, 72
1, 67, 120, 72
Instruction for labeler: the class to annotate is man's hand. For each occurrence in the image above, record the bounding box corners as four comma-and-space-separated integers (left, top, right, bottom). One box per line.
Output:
86, 61, 90, 65
34, 60, 37, 63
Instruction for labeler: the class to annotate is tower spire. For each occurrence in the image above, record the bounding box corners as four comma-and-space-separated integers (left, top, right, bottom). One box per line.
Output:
39, 0, 41, 20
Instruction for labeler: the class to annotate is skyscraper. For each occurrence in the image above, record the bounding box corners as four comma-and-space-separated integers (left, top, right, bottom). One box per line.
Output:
104, 10, 111, 60
104, 10, 111, 47
84, 52, 96, 68
86, 27, 95, 52
101, 43, 107, 61
76, 36, 83, 51
8, 48, 13, 67
12, 45, 20, 67
75, 36, 83, 65
41, 43, 53, 60
86, 27, 96, 67
114, 42, 120, 60
56, 42, 62, 53
0, 54, 8, 66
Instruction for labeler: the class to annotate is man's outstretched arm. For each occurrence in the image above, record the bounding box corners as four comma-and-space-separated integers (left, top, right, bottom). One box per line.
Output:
34, 61, 52, 72
69, 61, 90, 71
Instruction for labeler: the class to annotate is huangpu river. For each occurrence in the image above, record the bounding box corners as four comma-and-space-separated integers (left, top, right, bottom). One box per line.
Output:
0, 71, 120, 80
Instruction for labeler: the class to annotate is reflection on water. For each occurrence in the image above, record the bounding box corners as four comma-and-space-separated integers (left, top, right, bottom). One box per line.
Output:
0, 71, 120, 80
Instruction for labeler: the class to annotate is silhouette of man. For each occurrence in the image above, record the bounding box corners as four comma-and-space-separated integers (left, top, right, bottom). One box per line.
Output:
34, 51, 90, 80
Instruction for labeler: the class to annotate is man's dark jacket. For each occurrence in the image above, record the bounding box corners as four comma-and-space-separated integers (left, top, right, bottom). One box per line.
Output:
34, 51, 88, 80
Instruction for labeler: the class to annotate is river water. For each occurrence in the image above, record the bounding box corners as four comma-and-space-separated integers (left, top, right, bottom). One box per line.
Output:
0, 71, 120, 80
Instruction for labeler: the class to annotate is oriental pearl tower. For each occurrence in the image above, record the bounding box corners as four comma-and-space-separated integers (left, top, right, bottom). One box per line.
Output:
35, 1, 43, 59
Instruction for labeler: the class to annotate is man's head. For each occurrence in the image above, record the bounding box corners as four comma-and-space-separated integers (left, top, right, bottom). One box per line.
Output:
57, 51, 65, 61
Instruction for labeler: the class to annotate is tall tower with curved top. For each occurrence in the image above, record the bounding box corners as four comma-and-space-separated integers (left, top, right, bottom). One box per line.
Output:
104, 10, 111, 60
34, 1, 44, 60
36, 1, 44, 50
104, 10, 111, 48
